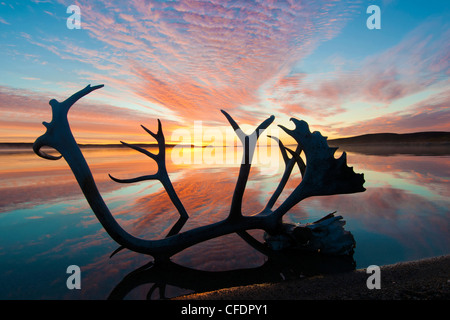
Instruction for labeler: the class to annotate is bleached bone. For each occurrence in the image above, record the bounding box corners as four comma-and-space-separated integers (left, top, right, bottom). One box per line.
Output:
264, 212, 356, 255
33, 84, 365, 262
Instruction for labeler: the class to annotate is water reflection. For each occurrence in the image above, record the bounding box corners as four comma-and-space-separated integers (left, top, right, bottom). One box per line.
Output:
0, 145, 448, 299
108, 251, 356, 300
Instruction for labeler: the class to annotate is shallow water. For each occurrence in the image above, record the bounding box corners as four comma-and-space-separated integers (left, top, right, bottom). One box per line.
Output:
0, 146, 448, 299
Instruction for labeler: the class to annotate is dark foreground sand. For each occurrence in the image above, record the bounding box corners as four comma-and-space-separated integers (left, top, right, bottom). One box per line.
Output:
175, 255, 449, 300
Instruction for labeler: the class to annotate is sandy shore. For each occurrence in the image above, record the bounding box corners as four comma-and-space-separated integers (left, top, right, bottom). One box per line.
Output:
175, 255, 449, 300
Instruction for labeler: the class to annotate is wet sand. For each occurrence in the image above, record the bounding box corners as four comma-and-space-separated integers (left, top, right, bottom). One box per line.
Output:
175, 255, 449, 300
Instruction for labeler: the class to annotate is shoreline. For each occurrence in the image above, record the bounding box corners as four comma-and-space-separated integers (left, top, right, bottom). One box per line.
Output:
175, 255, 449, 300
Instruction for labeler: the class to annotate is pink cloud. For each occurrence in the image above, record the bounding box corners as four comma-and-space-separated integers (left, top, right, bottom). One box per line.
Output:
0, 17, 10, 25
333, 85, 450, 136
272, 19, 450, 124
51, 0, 362, 125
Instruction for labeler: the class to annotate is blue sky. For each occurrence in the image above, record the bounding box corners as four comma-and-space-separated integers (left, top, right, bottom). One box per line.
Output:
0, 0, 449, 144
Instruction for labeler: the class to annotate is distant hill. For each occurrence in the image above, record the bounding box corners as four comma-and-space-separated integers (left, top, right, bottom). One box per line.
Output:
328, 132, 450, 146
328, 132, 450, 156
0, 142, 34, 149
0, 142, 196, 150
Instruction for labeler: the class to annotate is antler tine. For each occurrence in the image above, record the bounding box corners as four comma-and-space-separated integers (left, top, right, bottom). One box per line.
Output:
110, 120, 165, 182
33, 135, 62, 160
284, 146, 306, 176
255, 115, 275, 139
220, 109, 246, 142
110, 120, 189, 229
263, 137, 303, 212
59, 84, 104, 111
141, 120, 166, 162
110, 121, 165, 184
141, 119, 162, 140
108, 173, 159, 184
221, 110, 275, 220
267, 135, 290, 165
221, 109, 275, 142
119, 141, 158, 161
33, 84, 104, 161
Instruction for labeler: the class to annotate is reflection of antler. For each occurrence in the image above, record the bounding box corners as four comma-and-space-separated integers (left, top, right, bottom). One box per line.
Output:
34, 85, 365, 262
108, 251, 356, 300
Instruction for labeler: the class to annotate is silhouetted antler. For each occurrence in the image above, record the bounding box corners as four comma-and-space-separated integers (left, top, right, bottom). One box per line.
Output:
272, 119, 366, 220
108, 120, 188, 238
221, 110, 274, 220
263, 136, 304, 212
34, 85, 365, 263
34, 84, 104, 160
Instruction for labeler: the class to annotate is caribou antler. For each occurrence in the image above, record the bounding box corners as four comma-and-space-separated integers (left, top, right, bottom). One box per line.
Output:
33, 85, 365, 262
34, 84, 104, 160
108, 120, 189, 239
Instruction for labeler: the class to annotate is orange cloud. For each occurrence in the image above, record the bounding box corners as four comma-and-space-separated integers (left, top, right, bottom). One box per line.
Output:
0, 85, 182, 144
50, 0, 362, 126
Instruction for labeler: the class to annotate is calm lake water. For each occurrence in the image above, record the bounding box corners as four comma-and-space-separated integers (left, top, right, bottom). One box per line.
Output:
0, 145, 449, 299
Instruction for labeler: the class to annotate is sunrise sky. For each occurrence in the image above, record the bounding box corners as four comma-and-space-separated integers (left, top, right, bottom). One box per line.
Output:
0, 0, 449, 145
